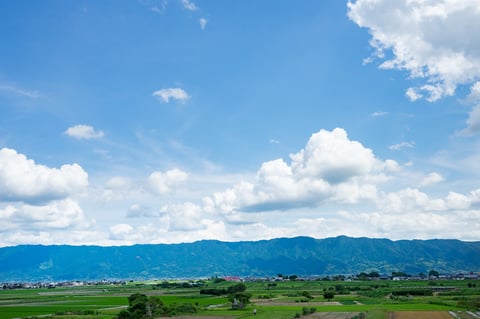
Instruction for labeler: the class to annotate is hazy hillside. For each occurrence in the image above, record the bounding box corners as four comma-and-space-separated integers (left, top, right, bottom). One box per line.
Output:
1, 236, 479, 281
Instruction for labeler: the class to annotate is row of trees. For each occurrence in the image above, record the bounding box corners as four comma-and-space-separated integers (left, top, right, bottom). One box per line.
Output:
200, 283, 247, 296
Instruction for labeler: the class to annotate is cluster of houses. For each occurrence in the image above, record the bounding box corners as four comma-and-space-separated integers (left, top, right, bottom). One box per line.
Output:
2, 272, 478, 290
1, 279, 127, 290
234, 272, 480, 283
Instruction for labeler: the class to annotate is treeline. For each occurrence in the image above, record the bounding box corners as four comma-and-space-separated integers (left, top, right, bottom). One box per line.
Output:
153, 280, 205, 289
200, 283, 246, 296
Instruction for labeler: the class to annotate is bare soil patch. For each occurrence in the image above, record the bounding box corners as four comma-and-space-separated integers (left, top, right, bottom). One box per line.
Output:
390, 311, 453, 319
158, 314, 359, 319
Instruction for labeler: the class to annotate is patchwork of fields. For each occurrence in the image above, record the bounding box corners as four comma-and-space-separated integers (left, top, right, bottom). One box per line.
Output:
1, 279, 479, 319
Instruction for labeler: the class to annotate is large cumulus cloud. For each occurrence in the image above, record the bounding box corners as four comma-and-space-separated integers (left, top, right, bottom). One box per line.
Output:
202, 128, 389, 215
0, 148, 88, 203
348, 0, 480, 102
0, 148, 92, 246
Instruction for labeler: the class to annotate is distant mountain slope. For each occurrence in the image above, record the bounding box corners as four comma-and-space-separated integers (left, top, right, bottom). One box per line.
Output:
0, 236, 479, 281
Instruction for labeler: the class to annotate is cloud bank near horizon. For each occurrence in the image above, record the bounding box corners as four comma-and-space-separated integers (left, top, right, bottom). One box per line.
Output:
1, 127, 479, 247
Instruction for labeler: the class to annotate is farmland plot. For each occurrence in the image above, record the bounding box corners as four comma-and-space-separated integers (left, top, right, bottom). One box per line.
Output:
307, 313, 361, 319
389, 311, 452, 319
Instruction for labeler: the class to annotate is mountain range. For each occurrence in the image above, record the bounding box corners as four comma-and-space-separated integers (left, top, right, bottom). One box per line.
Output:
1, 236, 479, 281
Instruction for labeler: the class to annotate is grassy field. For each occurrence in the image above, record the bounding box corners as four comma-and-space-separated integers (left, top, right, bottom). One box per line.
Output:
0, 279, 479, 319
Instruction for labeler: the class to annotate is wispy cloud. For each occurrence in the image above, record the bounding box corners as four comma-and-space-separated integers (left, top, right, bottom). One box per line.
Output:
199, 18, 207, 30
389, 141, 415, 151
459, 82, 480, 136
152, 87, 189, 103
370, 111, 388, 117
0, 84, 40, 98
180, 0, 198, 11
460, 105, 480, 136
269, 139, 280, 144
138, 0, 167, 14
65, 124, 105, 140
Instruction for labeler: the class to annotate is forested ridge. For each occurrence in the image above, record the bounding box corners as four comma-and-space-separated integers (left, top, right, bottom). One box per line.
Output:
1, 236, 479, 281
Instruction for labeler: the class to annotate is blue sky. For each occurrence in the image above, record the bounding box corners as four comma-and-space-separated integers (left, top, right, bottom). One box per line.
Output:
1, 0, 480, 246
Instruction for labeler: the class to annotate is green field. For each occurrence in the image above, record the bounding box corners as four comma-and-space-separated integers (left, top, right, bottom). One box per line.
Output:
0, 279, 479, 319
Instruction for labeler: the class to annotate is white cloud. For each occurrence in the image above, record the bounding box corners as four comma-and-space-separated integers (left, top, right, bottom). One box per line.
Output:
269, 139, 280, 144
65, 124, 104, 140
4, 126, 480, 245
370, 111, 388, 117
420, 172, 444, 187
180, 0, 198, 11
152, 88, 189, 103
378, 188, 446, 214
445, 192, 470, 210
291, 128, 376, 183
389, 141, 415, 151
126, 204, 161, 218
138, 0, 168, 14
335, 209, 480, 240
468, 81, 480, 103
104, 219, 228, 245
461, 105, 480, 135
348, 0, 480, 102
0, 230, 107, 247
0, 148, 88, 203
405, 88, 423, 101
0, 199, 93, 232
99, 176, 139, 202
202, 128, 388, 214
163, 202, 207, 231
105, 176, 130, 189
140, 0, 199, 14
109, 223, 134, 240
199, 18, 207, 30
149, 168, 188, 194
0, 149, 96, 246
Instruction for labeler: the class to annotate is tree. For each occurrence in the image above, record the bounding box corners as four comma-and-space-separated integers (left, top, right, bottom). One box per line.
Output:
301, 290, 313, 300
357, 272, 368, 281
335, 284, 345, 292
128, 293, 148, 319
229, 292, 252, 310
146, 296, 163, 317
429, 270, 439, 277
392, 271, 407, 277
118, 293, 164, 319
323, 291, 335, 300
227, 283, 246, 294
